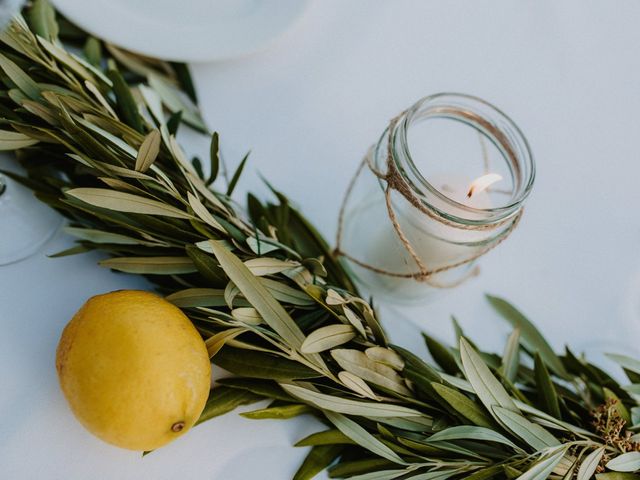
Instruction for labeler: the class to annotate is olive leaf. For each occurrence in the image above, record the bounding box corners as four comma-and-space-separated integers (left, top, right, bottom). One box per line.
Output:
196, 386, 264, 426
0, 130, 39, 150
607, 452, 640, 473
427, 425, 522, 451
66, 188, 192, 219
534, 353, 561, 419
292, 444, 343, 480
216, 348, 320, 380
134, 130, 161, 172
430, 383, 494, 428
281, 383, 423, 418
241, 404, 312, 420
459, 338, 519, 416
99, 256, 197, 274
205, 327, 246, 358
500, 328, 521, 383
301, 325, 356, 354
486, 295, 569, 379
331, 349, 411, 396
577, 447, 605, 480
295, 429, 354, 447
324, 411, 406, 465
515, 448, 566, 480
492, 406, 560, 450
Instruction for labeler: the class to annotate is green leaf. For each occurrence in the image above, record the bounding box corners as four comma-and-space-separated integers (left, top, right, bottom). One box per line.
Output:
607, 452, 640, 472
293, 445, 343, 480
577, 447, 605, 480
459, 337, 519, 417
301, 325, 356, 354
516, 448, 566, 480
205, 328, 245, 358
135, 129, 161, 172
83, 37, 102, 66
226, 152, 249, 196
166, 110, 183, 136
231, 307, 262, 325
393, 345, 441, 383
364, 347, 404, 371
295, 429, 354, 447
346, 471, 408, 480
328, 459, 397, 478
486, 295, 569, 379
0, 52, 41, 100
170, 62, 197, 104
430, 382, 494, 427
207, 240, 308, 350
107, 65, 144, 133
338, 371, 379, 400
464, 465, 506, 480
331, 349, 411, 396
66, 188, 192, 219
166, 288, 226, 308
207, 131, 220, 185
214, 348, 320, 380
534, 353, 561, 419
148, 73, 207, 132
324, 411, 405, 465
423, 334, 459, 375
603, 387, 631, 424
427, 425, 521, 451
260, 277, 315, 306
28, 0, 59, 40
196, 386, 264, 426
187, 191, 226, 232
281, 383, 423, 418
99, 256, 197, 274
624, 384, 640, 396
64, 227, 151, 246
404, 471, 458, 480
596, 474, 640, 480
47, 244, 92, 258
0, 130, 39, 150
492, 406, 560, 450
241, 403, 312, 419
607, 354, 640, 376
500, 328, 521, 383
186, 245, 228, 287
244, 257, 298, 276
217, 377, 293, 402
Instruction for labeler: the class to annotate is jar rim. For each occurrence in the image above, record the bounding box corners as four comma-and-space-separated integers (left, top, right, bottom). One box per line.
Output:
389, 92, 536, 225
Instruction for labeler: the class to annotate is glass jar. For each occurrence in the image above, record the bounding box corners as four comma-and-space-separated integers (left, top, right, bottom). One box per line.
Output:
336, 93, 535, 303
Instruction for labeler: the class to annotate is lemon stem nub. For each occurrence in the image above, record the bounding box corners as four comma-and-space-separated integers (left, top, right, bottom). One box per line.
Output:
171, 421, 185, 433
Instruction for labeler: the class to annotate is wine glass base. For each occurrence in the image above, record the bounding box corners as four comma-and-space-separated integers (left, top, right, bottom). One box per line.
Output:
0, 175, 62, 266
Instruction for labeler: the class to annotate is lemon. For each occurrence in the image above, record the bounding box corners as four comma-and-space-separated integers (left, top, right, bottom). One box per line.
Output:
56, 290, 211, 451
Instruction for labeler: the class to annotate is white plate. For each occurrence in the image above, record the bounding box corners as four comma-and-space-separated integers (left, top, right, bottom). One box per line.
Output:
52, 0, 310, 62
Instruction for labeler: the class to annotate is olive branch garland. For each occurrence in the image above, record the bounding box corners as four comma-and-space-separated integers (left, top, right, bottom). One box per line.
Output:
2, 2, 640, 479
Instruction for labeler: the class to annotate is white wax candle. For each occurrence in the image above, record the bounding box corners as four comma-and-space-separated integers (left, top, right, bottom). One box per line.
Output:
357, 174, 501, 301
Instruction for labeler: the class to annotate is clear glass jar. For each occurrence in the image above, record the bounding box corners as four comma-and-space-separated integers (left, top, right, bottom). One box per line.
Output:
337, 93, 535, 303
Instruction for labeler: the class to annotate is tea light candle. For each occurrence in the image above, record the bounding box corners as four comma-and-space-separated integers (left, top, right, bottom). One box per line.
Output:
363, 173, 503, 296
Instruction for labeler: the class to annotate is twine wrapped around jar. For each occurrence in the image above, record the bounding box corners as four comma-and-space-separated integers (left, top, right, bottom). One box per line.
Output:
334, 94, 534, 292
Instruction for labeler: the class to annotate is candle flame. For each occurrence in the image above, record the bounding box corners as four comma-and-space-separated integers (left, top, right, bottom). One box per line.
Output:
467, 173, 503, 198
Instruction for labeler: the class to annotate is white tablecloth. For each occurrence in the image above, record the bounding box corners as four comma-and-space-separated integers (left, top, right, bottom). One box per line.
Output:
2, 1, 640, 478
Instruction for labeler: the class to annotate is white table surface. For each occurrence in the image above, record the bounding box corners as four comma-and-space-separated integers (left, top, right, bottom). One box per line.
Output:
2, 1, 640, 478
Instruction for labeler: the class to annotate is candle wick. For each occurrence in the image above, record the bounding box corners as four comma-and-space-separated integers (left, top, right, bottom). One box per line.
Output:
466, 173, 503, 199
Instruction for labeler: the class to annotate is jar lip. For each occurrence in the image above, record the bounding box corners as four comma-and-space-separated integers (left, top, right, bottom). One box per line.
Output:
393, 92, 536, 224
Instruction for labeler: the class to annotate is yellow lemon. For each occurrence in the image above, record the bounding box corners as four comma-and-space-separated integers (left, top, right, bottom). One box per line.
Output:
56, 290, 211, 451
